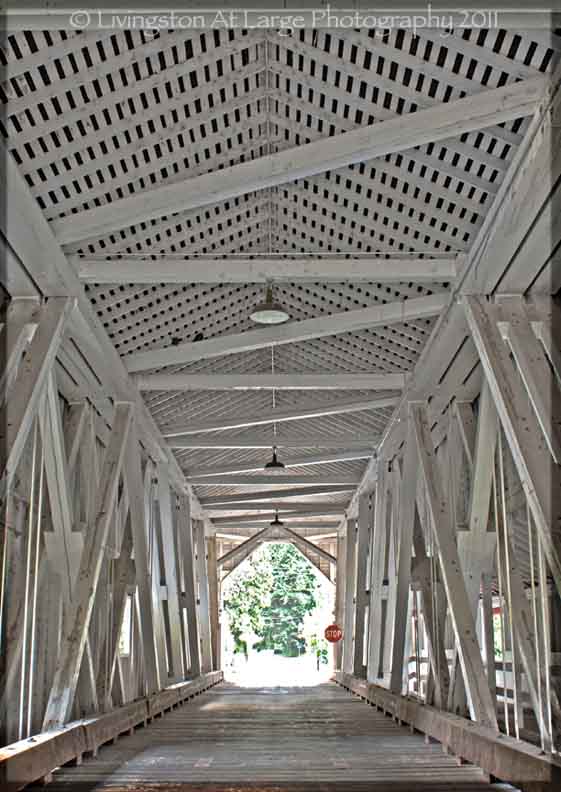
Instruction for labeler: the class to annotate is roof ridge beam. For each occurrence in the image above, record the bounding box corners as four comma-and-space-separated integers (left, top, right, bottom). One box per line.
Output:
52, 76, 546, 246
126, 294, 448, 373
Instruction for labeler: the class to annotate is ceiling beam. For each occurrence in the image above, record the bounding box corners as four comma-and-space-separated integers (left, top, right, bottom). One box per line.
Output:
171, 436, 379, 449
137, 373, 407, 391
207, 502, 345, 513
162, 394, 399, 437
74, 255, 458, 284
199, 486, 354, 505
215, 526, 339, 539
187, 449, 372, 478
52, 77, 546, 246
126, 294, 448, 372
187, 474, 361, 486
212, 511, 342, 524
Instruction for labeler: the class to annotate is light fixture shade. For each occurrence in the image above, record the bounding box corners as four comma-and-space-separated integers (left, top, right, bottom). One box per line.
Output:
250, 285, 290, 325
270, 511, 284, 527
264, 446, 285, 470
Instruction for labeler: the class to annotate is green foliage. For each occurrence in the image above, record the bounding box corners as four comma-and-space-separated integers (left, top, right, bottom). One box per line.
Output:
223, 543, 318, 658
309, 634, 329, 670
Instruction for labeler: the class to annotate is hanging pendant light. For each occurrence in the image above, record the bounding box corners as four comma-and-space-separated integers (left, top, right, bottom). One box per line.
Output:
270, 511, 284, 527
264, 445, 285, 470
250, 284, 290, 325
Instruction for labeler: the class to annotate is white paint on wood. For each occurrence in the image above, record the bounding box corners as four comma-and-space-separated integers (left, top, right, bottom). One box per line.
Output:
75, 255, 458, 284
52, 77, 546, 245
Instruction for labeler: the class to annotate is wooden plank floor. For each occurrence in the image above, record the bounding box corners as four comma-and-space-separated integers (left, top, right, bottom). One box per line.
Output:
38, 682, 517, 792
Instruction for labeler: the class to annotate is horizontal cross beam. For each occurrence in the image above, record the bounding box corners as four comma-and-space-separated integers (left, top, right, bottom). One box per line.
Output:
162, 395, 399, 436
136, 373, 407, 391
199, 485, 354, 505
74, 255, 458, 284
187, 449, 373, 478
169, 435, 379, 449
53, 77, 546, 245
126, 295, 447, 372
212, 511, 342, 524
207, 502, 345, 513
187, 474, 361, 486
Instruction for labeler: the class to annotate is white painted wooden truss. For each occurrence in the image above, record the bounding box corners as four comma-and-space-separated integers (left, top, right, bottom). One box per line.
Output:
1, 21, 561, 771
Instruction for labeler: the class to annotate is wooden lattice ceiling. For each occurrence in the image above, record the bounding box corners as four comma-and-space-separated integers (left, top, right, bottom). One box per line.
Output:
2, 24, 559, 533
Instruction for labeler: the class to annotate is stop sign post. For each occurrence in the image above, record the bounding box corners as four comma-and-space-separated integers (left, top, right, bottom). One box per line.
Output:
324, 624, 343, 643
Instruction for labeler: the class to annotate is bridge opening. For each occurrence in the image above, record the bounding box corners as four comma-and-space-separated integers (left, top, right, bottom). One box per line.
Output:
221, 542, 335, 687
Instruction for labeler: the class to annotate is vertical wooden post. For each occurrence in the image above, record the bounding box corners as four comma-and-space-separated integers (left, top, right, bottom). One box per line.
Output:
333, 533, 346, 671
342, 518, 357, 674
353, 493, 371, 678
194, 520, 212, 674
157, 467, 185, 680
367, 464, 388, 682
178, 495, 201, 677
389, 414, 418, 694
124, 421, 160, 695
207, 536, 220, 671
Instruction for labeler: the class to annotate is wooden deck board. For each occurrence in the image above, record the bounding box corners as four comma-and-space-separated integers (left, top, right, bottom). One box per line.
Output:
37, 682, 515, 791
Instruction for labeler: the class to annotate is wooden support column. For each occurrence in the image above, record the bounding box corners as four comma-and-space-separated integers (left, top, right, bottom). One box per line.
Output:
194, 521, 212, 674
353, 493, 371, 678
124, 421, 160, 694
157, 467, 185, 680
463, 295, 561, 596
342, 518, 357, 674
178, 495, 201, 677
207, 537, 220, 671
389, 414, 418, 694
367, 464, 388, 682
43, 403, 133, 729
333, 533, 346, 670
410, 402, 498, 730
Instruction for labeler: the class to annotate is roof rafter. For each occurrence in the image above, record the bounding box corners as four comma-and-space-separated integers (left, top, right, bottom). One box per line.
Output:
51, 76, 546, 246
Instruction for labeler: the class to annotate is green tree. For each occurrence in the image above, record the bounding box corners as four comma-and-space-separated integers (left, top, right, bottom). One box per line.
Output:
223, 543, 318, 658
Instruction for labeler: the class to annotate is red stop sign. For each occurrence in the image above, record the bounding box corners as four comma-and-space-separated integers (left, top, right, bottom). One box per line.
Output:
324, 624, 343, 643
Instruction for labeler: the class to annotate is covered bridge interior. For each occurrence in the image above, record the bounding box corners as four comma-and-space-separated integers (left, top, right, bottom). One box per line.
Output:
1, 12, 561, 792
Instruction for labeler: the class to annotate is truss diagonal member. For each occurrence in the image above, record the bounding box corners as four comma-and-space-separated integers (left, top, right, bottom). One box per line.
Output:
217, 525, 271, 568
275, 522, 336, 566
463, 295, 561, 597
126, 294, 448, 372
124, 418, 162, 694
410, 401, 498, 731
0, 297, 75, 497
52, 77, 547, 246
42, 403, 133, 730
